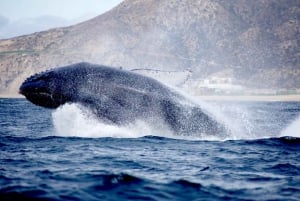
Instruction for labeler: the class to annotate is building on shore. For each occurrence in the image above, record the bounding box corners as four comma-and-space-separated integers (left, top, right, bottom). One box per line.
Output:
182, 75, 244, 95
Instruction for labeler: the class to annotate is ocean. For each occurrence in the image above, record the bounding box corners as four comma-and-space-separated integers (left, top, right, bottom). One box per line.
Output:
0, 98, 299, 200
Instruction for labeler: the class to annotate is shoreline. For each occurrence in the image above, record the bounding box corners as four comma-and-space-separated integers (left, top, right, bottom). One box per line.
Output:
1, 94, 300, 101
195, 95, 300, 102
0, 94, 23, 99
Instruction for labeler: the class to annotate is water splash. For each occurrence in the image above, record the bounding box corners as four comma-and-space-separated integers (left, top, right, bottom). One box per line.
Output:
51, 102, 250, 141
280, 115, 300, 138
52, 103, 173, 138
170, 89, 257, 140
201, 101, 256, 140
51, 99, 299, 140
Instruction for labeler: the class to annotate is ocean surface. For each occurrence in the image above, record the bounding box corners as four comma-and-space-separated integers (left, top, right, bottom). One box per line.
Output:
0, 98, 300, 201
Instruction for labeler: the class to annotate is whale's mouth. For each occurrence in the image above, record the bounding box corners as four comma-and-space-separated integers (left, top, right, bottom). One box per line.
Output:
19, 80, 62, 109
20, 90, 60, 109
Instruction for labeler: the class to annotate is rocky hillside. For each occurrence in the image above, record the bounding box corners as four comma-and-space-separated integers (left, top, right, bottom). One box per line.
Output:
0, 0, 299, 96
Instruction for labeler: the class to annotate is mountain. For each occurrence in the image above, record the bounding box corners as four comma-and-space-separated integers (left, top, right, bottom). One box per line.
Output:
0, 0, 299, 96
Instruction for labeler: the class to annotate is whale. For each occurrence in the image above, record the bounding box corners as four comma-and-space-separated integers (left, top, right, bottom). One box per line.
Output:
19, 62, 227, 137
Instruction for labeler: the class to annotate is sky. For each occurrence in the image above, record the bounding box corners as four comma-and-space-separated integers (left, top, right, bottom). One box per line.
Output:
0, 0, 123, 20
0, 0, 123, 38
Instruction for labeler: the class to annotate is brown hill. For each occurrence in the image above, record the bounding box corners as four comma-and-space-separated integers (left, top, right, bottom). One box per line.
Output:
0, 0, 299, 96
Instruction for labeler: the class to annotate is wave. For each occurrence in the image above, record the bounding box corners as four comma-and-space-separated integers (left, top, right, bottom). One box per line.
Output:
1, 170, 299, 201
280, 115, 300, 138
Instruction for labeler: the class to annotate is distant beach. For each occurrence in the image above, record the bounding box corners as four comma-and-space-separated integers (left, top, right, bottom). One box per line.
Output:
196, 95, 300, 102
0, 94, 23, 99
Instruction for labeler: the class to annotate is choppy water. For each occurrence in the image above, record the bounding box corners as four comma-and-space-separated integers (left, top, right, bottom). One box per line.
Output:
1, 98, 300, 200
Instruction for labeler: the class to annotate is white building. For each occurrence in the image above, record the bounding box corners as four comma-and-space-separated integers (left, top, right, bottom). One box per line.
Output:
183, 75, 244, 95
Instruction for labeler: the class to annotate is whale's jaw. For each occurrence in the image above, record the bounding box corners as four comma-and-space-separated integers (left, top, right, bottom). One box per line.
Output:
19, 72, 69, 109
20, 83, 59, 109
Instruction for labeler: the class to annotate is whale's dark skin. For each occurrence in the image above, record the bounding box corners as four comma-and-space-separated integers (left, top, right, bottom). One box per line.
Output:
19, 62, 227, 136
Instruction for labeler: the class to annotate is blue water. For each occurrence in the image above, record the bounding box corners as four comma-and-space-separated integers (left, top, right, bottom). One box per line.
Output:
0, 98, 300, 200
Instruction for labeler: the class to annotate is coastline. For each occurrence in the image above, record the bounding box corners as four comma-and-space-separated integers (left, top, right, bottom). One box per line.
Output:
195, 95, 300, 102
0, 94, 23, 99
1, 94, 300, 101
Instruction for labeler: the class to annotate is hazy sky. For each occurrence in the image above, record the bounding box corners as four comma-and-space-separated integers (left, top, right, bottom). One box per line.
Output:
0, 0, 123, 20
0, 0, 123, 38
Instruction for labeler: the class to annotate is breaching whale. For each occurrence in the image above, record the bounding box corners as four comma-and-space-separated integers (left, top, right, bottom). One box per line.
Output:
19, 62, 227, 136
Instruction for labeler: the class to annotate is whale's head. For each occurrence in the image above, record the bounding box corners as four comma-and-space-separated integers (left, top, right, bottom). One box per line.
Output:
19, 62, 122, 109
19, 67, 77, 108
